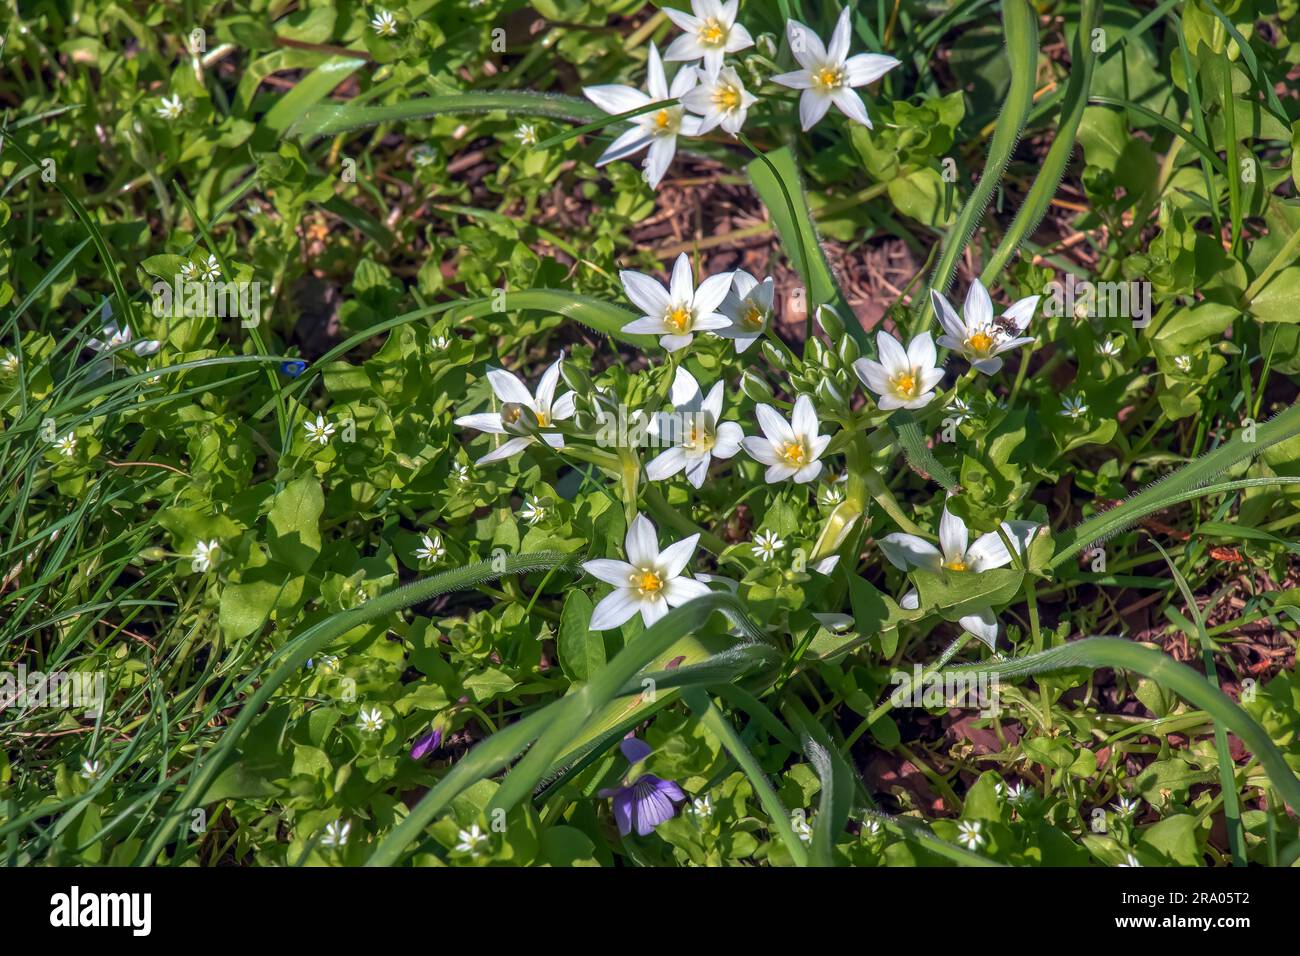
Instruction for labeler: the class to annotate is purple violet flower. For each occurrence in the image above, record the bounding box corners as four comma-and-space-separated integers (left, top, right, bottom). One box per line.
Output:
598, 737, 686, 837
410, 728, 442, 760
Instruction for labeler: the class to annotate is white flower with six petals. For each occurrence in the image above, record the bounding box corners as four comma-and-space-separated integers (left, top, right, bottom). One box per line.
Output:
645, 367, 744, 488
853, 330, 944, 411
931, 279, 1039, 375
772, 9, 900, 130
663, 0, 754, 77
741, 395, 830, 484
454, 353, 576, 464
582, 43, 701, 189
681, 65, 758, 135
880, 506, 1039, 649
582, 514, 711, 630
620, 253, 732, 352
717, 270, 774, 353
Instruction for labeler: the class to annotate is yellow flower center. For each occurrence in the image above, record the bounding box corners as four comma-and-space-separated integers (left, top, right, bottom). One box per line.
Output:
633, 569, 664, 594
813, 66, 845, 91
665, 306, 692, 332
967, 331, 995, 355
713, 84, 741, 111
944, 559, 968, 572
683, 420, 714, 452
780, 439, 807, 466
742, 303, 766, 329
653, 108, 678, 134
535, 410, 551, 427
892, 371, 917, 397
699, 18, 727, 46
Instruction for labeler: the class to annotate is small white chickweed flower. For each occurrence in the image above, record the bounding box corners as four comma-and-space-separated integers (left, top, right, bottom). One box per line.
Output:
1, 351, 19, 375
752, 529, 784, 561
320, 819, 351, 847
1096, 338, 1122, 358
415, 533, 445, 562
156, 94, 184, 120
198, 254, 221, 281
54, 432, 77, 457
304, 414, 336, 445
1174, 354, 1192, 373
80, 759, 102, 780
1059, 394, 1088, 420
519, 495, 547, 525
515, 123, 539, 147
370, 9, 399, 37
956, 820, 984, 850
192, 539, 220, 572
1113, 795, 1140, 817
357, 706, 385, 733
455, 824, 489, 855
691, 795, 713, 818
1118, 852, 1142, 867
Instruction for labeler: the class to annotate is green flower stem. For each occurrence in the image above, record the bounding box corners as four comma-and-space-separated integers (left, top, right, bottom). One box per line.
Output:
843, 635, 972, 751
862, 465, 926, 537
642, 484, 727, 555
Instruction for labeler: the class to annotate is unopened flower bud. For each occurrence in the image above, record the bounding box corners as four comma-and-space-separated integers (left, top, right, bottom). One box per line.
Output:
741, 370, 775, 404
815, 305, 844, 340
762, 341, 789, 371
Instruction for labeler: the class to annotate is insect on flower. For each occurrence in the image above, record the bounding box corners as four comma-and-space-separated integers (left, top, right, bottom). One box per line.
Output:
619, 254, 733, 352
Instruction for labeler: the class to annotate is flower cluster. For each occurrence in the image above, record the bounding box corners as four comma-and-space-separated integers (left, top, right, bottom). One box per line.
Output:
581, 3, 899, 188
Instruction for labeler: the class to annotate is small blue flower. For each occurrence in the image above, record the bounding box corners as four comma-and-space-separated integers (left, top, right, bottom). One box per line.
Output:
280, 359, 308, 378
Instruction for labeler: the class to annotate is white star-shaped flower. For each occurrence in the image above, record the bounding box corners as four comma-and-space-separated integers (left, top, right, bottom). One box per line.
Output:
370, 9, 399, 36
192, 539, 220, 572
54, 432, 77, 457
582, 513, 711, 630
619, 253, 732, 352
681, 65, 757, 135
752, 529, 784, 561
691, 795, 713, 818
1096, 338, 1122, 358
411, 144, 437, 167
717, 270, 774, 353
320, 820, 351, 847
87, 307, 161, 358
582, 42, 701, 189
80, 759, 102, 780
771, 9, 900, 130
357, 706, 385, 733
931, 279, 1039, 375
415, 533, 445, 562
956, 820, 984, 850
1112, 795, 1140, 817
1174, 354, 1192, 373
1059, 394, 1088, 420
519, 495, 548, 525
853, 330, 944, 411
198, 254, 221, 281
515, 123, 539, 147
946, 396, 972, 424
645, 367, 744, 487
451, 462, 471, 484
156, 94, 184, 120
882, 506, 1039, 649
454, 352, 576, 465
663, 0, 754, 77
742, 394, 830, 484
1, 351, 20, 375
455, 824, 488, 855
304, 414, 336, 445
